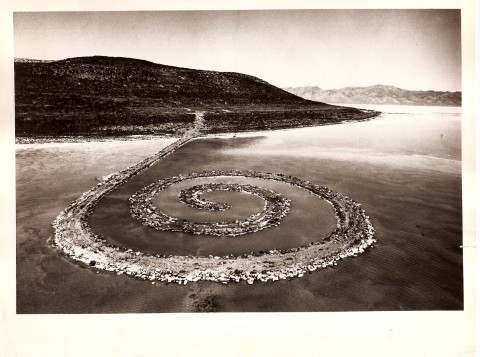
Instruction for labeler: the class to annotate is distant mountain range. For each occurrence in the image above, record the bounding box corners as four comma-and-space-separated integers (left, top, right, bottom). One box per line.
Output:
283, 85, 461, 106
14, 58, 55, 63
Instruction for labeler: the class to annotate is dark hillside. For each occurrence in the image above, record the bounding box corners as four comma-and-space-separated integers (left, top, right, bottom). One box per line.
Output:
15, 56, 378, 138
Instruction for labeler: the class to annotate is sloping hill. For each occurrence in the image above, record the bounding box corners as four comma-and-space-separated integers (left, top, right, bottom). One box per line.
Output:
284, 84, 462, 106
15, 56, 378, 138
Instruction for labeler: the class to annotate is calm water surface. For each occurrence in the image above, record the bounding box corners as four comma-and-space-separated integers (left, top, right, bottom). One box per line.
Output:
226, 104, 461, 172
88, 104, 463, 311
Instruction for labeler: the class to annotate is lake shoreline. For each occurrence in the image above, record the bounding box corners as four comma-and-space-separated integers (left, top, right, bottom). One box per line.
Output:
15, 108, 380, 146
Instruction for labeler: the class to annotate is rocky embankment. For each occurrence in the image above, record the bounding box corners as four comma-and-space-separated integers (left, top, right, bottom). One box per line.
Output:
130, 178, 291, 236
53, 112, 376, 285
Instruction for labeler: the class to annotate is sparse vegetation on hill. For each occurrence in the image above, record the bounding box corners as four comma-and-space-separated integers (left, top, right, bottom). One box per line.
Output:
15, 56, 379, 139
202, 107, 377, 133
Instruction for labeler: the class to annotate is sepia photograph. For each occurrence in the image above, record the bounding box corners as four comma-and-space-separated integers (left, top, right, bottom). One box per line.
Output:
14, 9, 464, 313
1, 0, 477, 356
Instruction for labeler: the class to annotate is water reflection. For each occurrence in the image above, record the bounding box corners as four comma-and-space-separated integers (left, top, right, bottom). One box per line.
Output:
224, 105, 461, 173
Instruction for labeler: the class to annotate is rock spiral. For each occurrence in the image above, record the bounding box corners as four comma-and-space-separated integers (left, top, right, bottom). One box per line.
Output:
52, 113, 376, 284
129, 174, 291, 237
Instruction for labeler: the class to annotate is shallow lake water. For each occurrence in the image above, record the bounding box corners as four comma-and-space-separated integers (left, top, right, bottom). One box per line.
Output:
225, 104, 461, 173
17, 105, 463, 312
88, 104, 463, 311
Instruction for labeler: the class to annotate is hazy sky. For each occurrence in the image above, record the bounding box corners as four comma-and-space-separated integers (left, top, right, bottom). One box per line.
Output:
13, 10, 461, 91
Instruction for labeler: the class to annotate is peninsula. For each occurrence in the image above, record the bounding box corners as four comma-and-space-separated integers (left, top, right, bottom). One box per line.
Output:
15, 56, 379, 142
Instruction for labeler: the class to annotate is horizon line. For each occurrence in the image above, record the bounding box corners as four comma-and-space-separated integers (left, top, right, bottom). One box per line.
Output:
14, 55, 462, 93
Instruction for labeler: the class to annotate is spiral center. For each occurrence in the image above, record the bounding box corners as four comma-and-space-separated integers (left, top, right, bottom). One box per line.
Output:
179, 184, 238, 211
129, 173, 291, 237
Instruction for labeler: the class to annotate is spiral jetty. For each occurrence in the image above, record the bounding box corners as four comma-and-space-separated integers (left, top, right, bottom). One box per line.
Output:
53, 113, 376, 284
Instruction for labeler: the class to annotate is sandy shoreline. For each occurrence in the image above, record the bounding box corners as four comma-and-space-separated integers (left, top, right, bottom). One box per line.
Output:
15, 109, 381, 148
15, 136, 178, 150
